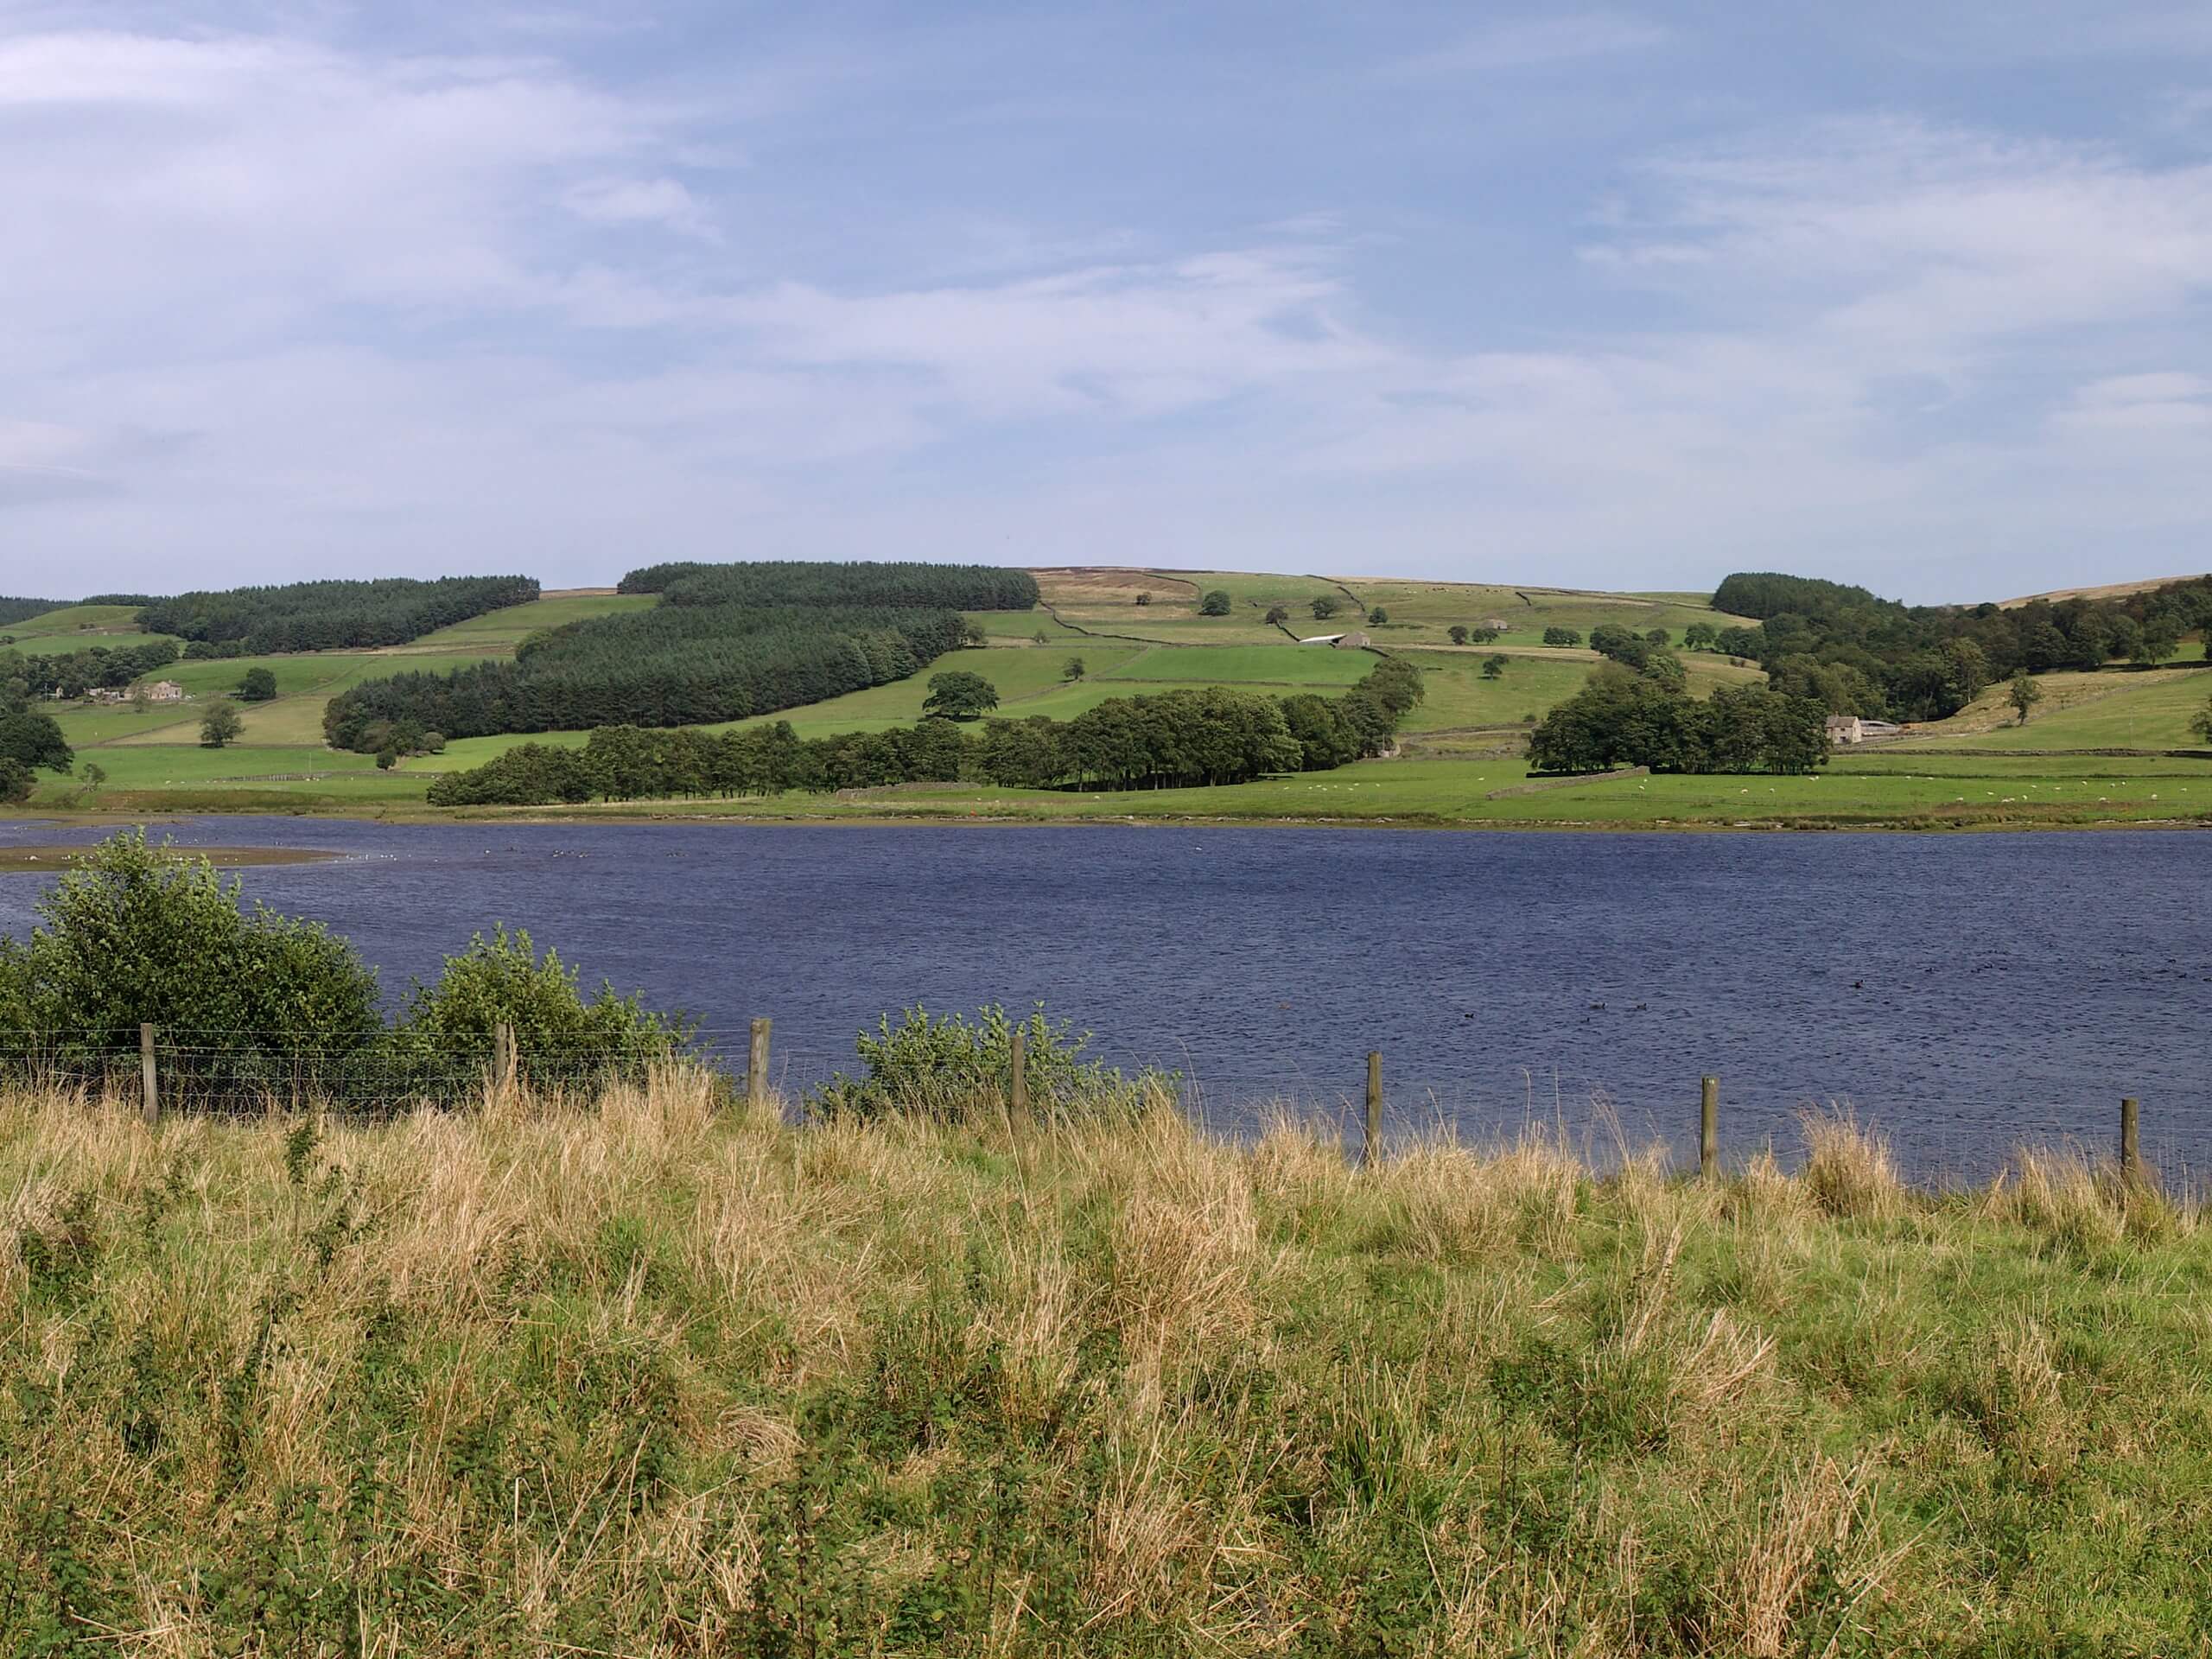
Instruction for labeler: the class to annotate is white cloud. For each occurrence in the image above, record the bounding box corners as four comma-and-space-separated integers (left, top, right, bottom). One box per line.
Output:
563, 176, 713, 237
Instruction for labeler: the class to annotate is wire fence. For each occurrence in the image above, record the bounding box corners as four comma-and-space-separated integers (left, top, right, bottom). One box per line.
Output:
0, 1026, 2191, 1193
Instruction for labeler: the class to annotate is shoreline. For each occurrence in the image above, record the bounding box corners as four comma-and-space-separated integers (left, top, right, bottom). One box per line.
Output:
7, 801, 2211, 836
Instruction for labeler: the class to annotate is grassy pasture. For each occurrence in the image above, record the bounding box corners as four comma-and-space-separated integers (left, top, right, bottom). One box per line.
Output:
1345, 579, 1758, 649
1903, 665, 2212, 751
0, 603, 170, 643
1031, 566, 1320, 642
7, 1077, 2212, 1651
642, 749, 2212, 829
1094, 643, 1375, 684
960, 607, 1090, 645
408, 591, 658, 651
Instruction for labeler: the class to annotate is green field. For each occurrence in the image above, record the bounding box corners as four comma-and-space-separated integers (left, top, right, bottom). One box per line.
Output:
0, 603, 174, 644
1093, 642, 1376, 684
1029, 566, 1761, 652
1902, 665, 2212, 751
10, 567, 2212, 830
409, 590, 658, 650
1345, 578, 1758, 650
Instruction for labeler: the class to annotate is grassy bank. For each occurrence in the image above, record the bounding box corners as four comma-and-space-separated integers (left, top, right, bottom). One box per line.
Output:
3, 1076, 2208, 1653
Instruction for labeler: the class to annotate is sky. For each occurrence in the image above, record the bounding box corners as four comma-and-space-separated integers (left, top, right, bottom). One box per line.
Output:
4, 3, 2212, 603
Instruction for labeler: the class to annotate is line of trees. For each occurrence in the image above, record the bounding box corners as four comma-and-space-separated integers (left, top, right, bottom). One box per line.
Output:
1528, 668, 1828, 775
1, 639, 181, 701
137, 576, 540, 654
425, 658, 1427, 807
1710, 571, 2212, 721
617, 560, 1039, 611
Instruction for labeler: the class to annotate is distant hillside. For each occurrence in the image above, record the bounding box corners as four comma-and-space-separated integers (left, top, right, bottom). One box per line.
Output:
1997, 576, 2208, 609
0, 598, 65, 629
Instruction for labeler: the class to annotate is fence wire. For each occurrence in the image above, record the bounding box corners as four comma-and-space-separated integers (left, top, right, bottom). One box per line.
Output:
0, 1030, 2191, 1193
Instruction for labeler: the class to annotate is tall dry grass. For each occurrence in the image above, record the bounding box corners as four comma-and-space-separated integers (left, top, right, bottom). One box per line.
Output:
0, 1077, 2202, 1655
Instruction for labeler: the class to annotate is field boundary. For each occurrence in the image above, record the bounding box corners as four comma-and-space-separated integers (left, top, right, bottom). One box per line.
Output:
1487, 766, 1649, 798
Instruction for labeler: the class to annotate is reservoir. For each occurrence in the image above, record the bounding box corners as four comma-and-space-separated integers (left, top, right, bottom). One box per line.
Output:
3, 817, 2208, 1180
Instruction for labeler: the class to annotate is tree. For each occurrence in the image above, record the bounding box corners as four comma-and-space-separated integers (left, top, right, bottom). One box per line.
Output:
921, 671, 999, 721
961, 620, 988, 647
1542, 626, 1581, 647
238, 666, 278, 702
2192, 693, 2212, 746
2134, 624, 2181, 668
0, 709, 71, 772
2007, 671, 2043, 726
1264, 604, 1290, 626
1063, 657, 1086, 681
0, 758, 31, 805
1310, 596, 1339, 620
1466, 626, 1502, 644
1198, 590, 1232, 616
1482, 654, 1507, 681
78, 761, 105, 796
1645, 627, 1671, 647
1369, 607, 1389, 626
1683, 623, 1718, 652
1033, 629, 1050, 645
200, 700, 245, 747
1448, 626, 1469, 645
1135, 592, 1152, 607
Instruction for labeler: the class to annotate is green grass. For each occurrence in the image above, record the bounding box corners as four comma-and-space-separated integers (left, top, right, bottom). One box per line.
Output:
408, 591, 658, 650
1030, 566, 1761, 652
1093, 643, 1376, 684
0, 603, 171, 643
1345, 579, 1758, 650
1904, 665, 2212, 751
4, 1076, 2209, 1652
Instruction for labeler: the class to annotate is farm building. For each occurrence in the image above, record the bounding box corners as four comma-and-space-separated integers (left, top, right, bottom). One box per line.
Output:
1827, 715, 1902, 746
143, 680, 187, 702
1332, 631, 1371, 650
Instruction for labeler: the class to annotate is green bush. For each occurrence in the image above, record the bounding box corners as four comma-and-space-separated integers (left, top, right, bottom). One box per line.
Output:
0, 829, 383, 1055
391, 925, 689, 1065
810, 1004, 1163, 1122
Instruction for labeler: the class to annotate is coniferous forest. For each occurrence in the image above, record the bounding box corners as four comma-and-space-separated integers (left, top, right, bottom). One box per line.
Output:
137, 576, 540, 655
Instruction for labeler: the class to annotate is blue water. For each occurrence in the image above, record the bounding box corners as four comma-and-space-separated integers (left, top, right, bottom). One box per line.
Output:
3, 817, 2208, 1178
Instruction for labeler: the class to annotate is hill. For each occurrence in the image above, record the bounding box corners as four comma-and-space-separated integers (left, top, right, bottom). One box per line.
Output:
1997, 575, 2207, 608
4, 561, 2210, 830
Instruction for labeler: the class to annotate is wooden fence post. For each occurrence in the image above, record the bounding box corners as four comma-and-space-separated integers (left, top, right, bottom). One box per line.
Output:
747, 1017, 771, 1114
2120, 1097, 2140, 1179
1363, 1052, 1382, 1167
1700, 1076, 1719, 1179
493, 1023, 516, 1098
1009, 1024, 1030, 1148
139, 1023, 159, 1127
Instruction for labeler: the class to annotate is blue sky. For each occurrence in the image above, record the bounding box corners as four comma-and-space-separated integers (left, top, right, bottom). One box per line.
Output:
4, 3, 2212, 602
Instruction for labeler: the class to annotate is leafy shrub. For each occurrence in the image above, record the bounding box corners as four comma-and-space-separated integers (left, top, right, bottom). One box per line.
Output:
810, 1004, 1163, 1122
0, 829, 384, 1056
391, 925, 689, 1064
